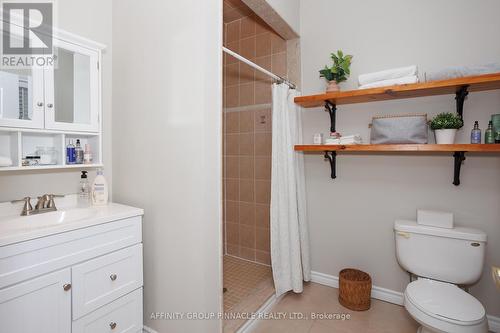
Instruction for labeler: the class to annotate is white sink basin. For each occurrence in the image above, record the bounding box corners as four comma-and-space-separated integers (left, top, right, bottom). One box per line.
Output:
0, 207, 99, 232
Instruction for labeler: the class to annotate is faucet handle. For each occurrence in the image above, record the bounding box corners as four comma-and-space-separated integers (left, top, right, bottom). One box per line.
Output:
11, 197, 33, 216
46, 194, 65, 209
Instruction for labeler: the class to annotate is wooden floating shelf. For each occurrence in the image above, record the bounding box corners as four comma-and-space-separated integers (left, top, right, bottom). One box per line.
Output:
294, 144, 500, 153
294, 73, 500, 107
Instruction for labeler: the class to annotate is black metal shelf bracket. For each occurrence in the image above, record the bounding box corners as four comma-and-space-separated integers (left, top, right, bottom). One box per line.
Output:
324, 151, 337, 179
325, 101, 337, 133
453, 152, 466, 186
455, 86, 469, 119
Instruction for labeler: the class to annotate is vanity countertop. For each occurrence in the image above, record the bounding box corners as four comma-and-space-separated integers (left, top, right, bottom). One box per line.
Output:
0, 200, 144, 247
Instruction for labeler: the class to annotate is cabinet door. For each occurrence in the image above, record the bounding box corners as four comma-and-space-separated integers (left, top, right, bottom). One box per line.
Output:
0, 33, 44, 129
0, 268, 71, 333
44, 39, 99, 132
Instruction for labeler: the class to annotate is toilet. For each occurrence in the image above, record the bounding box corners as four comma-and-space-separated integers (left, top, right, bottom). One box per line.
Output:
394, 220, 489, 333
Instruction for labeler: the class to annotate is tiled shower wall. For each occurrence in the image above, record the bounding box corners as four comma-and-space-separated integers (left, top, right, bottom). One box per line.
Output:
223, 14, 287, 265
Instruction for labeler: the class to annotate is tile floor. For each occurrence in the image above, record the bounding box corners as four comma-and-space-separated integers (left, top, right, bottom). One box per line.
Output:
252, 282, 420, 333
223, 255, 275, 332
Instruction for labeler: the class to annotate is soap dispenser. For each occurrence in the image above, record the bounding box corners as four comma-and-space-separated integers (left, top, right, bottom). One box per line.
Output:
78, 171, 90, 206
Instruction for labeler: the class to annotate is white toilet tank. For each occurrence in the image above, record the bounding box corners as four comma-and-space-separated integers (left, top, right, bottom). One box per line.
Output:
394, 220, 487, 285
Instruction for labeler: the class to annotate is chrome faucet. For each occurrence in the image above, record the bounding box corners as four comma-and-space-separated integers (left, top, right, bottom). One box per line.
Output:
11, 194, 65, 216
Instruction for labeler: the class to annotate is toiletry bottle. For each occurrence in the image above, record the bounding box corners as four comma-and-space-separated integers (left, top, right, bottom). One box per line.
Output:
495, 131, 500, 144
78, 171, 90, 205
84, 144, 93, 164
66, 140, 75, 164
471, 121, 481, 144
75, 139, 84, 164
485, 121, 495, 144
92, 169, 108, 206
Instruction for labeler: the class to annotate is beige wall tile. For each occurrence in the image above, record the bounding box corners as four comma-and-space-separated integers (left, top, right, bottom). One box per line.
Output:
225, 156, 239, 178
255, 180, 271, 204
254, 109, 272, 132
240, 16, 256, 39
239, 83, 255, 106
255, 250, 271, 265
239, 156, 255, 179
225, 86, 239, 108
256, 227, 270, 251
240, 62, 255, 85
271, 52, 287, 77
255, 56, 272, 83
226, 222, 239, 245
256, 33, 271, 57
225, 179, 240, 201
239, 110, 254, 133
225, 133, 239, 155
255, 132, 272, 155
227, 243, 240, 256
255, 204, 270, 228
255, 16, 271, 35
271, 33, 286, 54
255, 156, 271, 180
239, 225, 255, 248
225, 40, 240, 65
239, 202, 255, 226
254, 81, 272, 104
226, 20, 240, 43
238, 132, 254, 155
239, 179, 255, 202
239, 246, 256, 261
225, 200, 239, 223
225, 63, 240, 86
224, 111, 239, 134
240, 36, 256, 59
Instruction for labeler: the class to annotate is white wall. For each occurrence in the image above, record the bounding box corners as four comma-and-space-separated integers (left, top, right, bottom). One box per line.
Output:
112, 0, 223, 332
300, 0, 500, 317
265, 0, 300, 35
0, 0, 113, 202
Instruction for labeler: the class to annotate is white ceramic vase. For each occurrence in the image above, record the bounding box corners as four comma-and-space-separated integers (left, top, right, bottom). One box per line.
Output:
435, 129, 457, 144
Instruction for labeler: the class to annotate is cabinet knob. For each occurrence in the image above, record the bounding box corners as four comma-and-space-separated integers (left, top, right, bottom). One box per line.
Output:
110, 274, 117, 281
47, 103, 53, 108
37, 102, 43, 107
109, 322, 117, 330
63, 283, 71, 291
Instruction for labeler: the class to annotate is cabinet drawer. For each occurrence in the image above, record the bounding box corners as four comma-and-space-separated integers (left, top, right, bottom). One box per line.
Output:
72, 244, 143, 319
73, 288, 143, 333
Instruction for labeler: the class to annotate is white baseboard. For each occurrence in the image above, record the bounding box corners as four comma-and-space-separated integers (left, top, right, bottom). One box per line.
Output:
236, 293, 283, 333
310, 270, 500, 333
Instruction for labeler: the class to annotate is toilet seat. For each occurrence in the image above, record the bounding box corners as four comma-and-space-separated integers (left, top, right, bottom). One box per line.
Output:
404, 279, 488, 333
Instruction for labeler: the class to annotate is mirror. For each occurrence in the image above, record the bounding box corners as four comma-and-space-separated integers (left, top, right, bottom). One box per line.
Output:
0, 69, 33, 121
54, 47, 91, 124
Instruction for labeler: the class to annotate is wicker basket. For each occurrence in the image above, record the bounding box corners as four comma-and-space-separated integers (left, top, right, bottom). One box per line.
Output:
338, 268, 372, 311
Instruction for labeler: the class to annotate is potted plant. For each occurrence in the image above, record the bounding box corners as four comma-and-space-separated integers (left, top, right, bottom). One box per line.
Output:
319, 50, 353, 92
430, 112, 464, 144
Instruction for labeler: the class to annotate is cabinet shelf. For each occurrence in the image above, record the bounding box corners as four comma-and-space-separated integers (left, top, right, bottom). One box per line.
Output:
294, 72, 500, 107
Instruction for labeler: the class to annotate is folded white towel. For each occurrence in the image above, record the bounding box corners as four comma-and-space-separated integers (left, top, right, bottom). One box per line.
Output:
325, 134, 362, 145
0, 156, 13, 167
426, 63, 500, 82
358, 65, 417, 86
358, 75, 419, 89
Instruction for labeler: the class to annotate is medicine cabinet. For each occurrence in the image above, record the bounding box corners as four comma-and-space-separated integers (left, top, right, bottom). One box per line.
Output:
0, 19, 105, 171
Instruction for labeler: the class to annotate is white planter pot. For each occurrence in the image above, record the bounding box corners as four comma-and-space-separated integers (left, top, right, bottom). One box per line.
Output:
435, 129, 457, 144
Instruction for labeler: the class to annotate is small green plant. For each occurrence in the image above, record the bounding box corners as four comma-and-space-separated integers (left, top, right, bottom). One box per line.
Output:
319, 50, 353, 83
430, 112, 464, 130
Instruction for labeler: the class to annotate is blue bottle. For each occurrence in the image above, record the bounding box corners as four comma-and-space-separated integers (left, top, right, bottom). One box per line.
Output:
66, 140, 76, 164
471, 121, 481, 144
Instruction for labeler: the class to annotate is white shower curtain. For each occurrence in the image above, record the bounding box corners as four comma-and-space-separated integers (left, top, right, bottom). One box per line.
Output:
270, 83, 311, 297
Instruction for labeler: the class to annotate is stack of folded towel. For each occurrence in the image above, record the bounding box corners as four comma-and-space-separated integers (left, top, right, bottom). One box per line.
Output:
425, 63, 500, 82
325, 134, 363, 145
358, 65, 419, 89
0, 156, 13, 167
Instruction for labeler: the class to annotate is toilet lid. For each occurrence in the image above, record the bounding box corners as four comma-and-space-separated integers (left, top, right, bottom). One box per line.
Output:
405, 279, 485, 324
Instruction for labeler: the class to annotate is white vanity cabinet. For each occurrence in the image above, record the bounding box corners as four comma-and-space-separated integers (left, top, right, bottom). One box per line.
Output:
0, 212, 144, 333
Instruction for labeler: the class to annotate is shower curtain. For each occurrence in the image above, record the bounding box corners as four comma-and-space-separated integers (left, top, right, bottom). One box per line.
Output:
270, 83, 311, 297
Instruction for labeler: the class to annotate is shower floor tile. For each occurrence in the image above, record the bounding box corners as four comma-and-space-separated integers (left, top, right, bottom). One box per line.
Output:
223, 255, 274, 333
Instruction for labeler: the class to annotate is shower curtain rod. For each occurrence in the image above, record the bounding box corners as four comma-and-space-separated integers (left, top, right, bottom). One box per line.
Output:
222, 46, 296, 89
